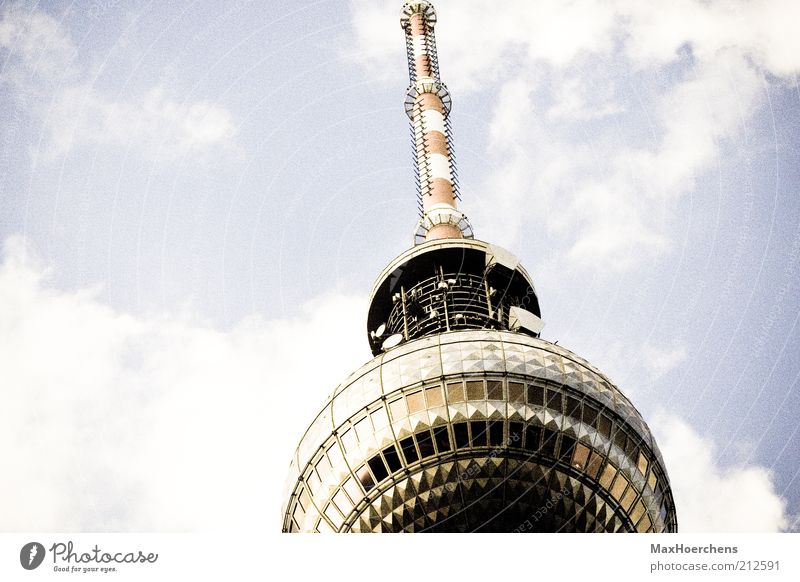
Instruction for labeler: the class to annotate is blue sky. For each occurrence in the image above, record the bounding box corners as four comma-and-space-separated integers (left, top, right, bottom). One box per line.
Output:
1, 0, 798, 532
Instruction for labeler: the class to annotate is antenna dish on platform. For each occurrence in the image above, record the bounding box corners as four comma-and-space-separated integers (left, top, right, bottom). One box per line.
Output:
382, 333, 404, 351
371, 323, 388, 340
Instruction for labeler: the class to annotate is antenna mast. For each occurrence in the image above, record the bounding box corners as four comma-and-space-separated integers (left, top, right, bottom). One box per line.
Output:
401, 1, 472, 243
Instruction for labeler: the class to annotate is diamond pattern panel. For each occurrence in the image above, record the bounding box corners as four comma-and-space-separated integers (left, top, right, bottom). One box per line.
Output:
344, 458, 636, 533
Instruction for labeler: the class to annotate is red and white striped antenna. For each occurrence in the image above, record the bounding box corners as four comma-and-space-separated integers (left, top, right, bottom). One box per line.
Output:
401, 1, 473, 243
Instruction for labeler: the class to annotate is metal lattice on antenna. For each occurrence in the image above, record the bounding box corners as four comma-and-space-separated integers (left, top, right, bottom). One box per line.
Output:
401, 1, 472, 243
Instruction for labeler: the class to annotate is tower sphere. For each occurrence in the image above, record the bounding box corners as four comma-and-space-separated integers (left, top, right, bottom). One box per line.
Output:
283, 329, 677, 532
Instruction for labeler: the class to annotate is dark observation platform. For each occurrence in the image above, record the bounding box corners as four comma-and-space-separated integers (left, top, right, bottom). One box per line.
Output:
367, 239, 543, 355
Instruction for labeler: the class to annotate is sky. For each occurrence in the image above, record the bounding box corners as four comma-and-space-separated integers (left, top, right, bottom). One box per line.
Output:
0, 0, 799, 533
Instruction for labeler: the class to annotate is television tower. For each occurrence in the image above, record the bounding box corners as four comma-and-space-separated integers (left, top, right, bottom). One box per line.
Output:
282, 1, 677, 533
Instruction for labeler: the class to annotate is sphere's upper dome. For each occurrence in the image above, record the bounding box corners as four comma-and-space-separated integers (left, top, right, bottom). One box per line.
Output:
282, 330, 677, 532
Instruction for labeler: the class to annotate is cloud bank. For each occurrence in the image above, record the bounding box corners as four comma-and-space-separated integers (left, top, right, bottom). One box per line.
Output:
0, 236, 366, 531
653, 414, 788, 532
0, 6, 236, 160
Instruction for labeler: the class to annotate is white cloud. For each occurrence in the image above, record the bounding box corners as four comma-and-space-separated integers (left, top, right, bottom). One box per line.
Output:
546, 77, 624, 122
349, 0, 800, 86
623, 0, 800, 76
347, 0, 800, 270
44, 84, 237, 160
0, 6, 236, 160
0, 5, 78, 89
642, 342, 688, 378
652, 414, 788, 532
0, 236, 367, 531
346, 0, 618, 91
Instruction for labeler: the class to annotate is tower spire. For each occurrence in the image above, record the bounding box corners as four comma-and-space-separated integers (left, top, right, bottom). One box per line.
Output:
401, 1, 472, 243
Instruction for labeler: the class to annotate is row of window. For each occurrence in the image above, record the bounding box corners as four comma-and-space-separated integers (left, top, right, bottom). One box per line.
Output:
355, 422, 586, 492
380, 377, 650, 475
